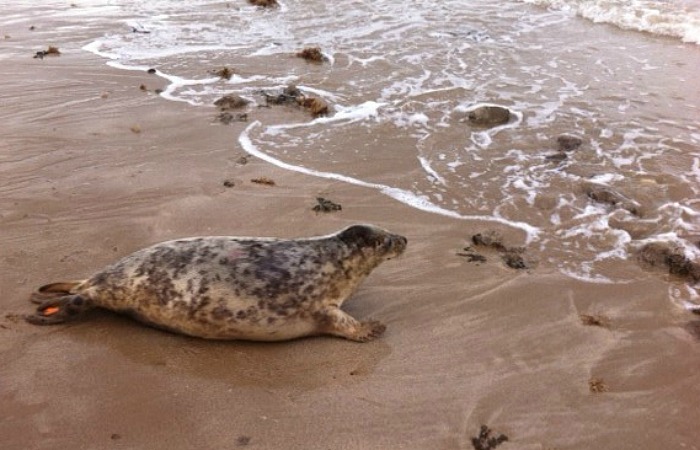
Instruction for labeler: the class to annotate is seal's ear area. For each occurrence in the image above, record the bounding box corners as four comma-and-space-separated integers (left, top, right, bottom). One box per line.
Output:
337, 224, 384, 248
25, 295, 93, 325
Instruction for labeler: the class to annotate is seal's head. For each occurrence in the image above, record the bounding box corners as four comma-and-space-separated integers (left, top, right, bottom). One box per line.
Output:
337, 224, 407, 262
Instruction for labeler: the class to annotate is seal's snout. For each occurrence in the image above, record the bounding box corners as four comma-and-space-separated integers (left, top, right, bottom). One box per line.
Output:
396, 234, 407, 251
386, 233, 407, 259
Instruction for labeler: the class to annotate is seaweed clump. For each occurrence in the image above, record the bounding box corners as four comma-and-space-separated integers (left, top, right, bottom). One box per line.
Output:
456, 247, 487, 264
636, 241, 700, 282
262, 84, 302, 106
312, 197, 342, 213
296, 47, 325, 63
589, 378, 608, 393
583, 183, 641, 216
33, 46, 60, 59
214, 94, 249, 110
471, 425, 508, 450
469, 231, 532, 270
580, 313, 611, 328
216, 112, 248, 124
260, 84, 330, 118
298, 96, 329, 117
210, 66, 235, 80
251, 177, 275, 186
249, 0, 278, 7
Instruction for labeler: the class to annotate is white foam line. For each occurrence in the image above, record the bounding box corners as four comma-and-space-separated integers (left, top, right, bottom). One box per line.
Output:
102, 61, 220, 106
83, 39, 245, 61
82, 39, 119, 59
682, 300, 700, 313
240, 121, 540, 241
83, 40, 224, 106
267, 101, 385, 132
560, 268, 625, 285
417, 156, 447, 185
297, 85, 344, 103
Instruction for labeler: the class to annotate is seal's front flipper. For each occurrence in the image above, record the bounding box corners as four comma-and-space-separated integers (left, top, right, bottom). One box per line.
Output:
25, 295, 94, 325
315, 308, 386, 342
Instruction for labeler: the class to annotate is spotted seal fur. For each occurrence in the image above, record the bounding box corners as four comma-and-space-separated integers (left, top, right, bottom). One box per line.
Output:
26, 224, 407, 342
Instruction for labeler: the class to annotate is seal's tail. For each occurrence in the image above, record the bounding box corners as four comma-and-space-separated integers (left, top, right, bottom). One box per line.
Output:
26, 281, 92, 325
29, 281, 84, 304
25, 294, 94, 325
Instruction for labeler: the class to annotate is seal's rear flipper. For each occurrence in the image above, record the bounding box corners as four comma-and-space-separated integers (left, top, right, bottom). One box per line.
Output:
29, 281, 84, 304
25, 295, 94, 325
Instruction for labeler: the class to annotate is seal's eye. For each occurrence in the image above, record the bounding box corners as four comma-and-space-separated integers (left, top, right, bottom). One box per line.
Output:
381, 236, 392, 249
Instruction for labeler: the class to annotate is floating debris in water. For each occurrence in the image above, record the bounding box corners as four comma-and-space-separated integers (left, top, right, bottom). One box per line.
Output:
471, 425, 508, 450
223, 180, 235, 188
130, 125, 141, 134
312, 197, 342, 213
147, 68, 157, 74
139, 84, 147, 91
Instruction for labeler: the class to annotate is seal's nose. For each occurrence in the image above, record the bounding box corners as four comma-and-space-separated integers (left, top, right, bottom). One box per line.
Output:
395, 235, 408, 252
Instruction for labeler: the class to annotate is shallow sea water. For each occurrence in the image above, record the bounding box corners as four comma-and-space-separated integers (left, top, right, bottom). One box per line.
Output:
10, 0, 700, 299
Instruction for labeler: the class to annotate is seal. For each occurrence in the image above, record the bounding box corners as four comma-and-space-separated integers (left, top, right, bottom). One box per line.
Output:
26, 224, 407, 342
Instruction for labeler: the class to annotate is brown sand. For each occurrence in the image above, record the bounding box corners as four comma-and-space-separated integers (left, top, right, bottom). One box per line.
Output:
1, 13, 699, 450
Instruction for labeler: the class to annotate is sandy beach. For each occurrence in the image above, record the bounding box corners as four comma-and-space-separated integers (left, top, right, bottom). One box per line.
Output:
2, 4, 700, 450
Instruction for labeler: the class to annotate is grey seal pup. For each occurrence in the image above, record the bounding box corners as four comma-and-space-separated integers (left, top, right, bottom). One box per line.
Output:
26, 224, 407, 342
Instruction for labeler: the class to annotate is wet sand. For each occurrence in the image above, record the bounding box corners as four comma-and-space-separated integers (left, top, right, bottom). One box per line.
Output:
2, 12, 700, 450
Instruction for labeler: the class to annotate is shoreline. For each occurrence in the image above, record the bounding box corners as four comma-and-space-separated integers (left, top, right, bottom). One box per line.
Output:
2, 5, 700, 450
